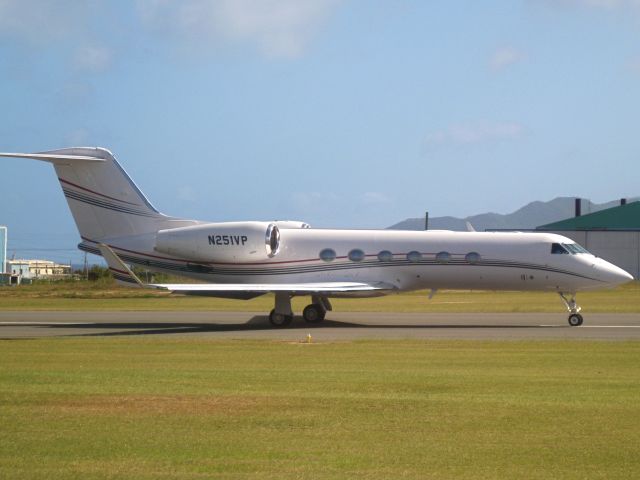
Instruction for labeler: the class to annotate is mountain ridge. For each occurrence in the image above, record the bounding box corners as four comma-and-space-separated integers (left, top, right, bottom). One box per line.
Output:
388, 197, 639, 231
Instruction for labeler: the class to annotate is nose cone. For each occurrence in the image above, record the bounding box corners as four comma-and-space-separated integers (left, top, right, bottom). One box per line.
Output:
596, 260, 634, 286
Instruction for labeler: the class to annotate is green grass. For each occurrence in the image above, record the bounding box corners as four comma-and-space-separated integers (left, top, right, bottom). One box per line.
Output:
1, 281, 639, 312
0, 338, 639, 479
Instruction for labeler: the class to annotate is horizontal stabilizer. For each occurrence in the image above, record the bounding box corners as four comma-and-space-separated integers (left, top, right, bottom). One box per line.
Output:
0, 152, 105, 164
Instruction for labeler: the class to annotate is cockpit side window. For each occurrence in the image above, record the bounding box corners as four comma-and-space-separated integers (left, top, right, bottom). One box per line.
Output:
551, 243, 569, 254
551, 242, 591, 255
564, 243, 579, 254
565, 243, 589, 254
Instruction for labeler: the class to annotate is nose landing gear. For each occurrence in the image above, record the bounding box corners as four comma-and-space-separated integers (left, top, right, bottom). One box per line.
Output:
558, 292, 583, 326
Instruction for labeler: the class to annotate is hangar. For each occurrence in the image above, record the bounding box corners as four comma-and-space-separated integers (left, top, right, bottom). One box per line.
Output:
536, 200, 640, 279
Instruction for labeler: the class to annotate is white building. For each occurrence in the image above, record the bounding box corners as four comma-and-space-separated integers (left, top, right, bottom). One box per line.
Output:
7, 259, 72, 280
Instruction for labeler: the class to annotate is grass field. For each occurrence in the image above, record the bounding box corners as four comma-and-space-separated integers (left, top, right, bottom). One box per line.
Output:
0, 281, 639, 312
1, 338, 639, 479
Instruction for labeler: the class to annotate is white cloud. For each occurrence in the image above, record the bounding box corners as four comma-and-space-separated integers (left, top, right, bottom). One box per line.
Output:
564, 0, 640, 9
73, 46, 113, 73
627, 56, 640, 72
489, 46, 525, 72
177, 185, 198, 203
291, 191, 341, 209
360, 192, 391, 205
136, 0, 342, 58
0, 1, 114, 74
424, 122, 524, 147
546, 0, 640, 12
0, 0, 86, 43
65, 129, 90, 146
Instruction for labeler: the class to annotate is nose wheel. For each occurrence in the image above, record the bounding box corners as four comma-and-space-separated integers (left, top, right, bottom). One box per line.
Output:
559, 293, 583, 327
568, 313, 583, 327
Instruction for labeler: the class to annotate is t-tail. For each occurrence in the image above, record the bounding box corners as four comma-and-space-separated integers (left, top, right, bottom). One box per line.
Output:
0, 147, 196, 245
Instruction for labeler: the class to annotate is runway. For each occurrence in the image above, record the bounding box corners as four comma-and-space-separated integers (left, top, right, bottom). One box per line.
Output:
1, 311, 640, 340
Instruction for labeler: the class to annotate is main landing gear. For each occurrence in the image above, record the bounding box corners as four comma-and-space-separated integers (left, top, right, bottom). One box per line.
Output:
558, 292, 583, 327
268, 293, 331, 327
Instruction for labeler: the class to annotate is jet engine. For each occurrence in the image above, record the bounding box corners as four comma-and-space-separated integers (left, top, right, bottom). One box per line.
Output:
273, 220, 311, 229
154, 221, 280, 262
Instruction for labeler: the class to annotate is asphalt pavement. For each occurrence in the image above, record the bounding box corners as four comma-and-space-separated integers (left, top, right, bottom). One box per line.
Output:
1, 311, 639, 340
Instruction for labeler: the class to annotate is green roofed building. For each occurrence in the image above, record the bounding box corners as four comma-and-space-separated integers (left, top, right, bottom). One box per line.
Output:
536, 200, 639, 279
537, 201, 640, 231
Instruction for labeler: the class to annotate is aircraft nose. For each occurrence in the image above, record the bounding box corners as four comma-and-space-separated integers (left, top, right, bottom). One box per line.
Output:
596, 260, 634, 286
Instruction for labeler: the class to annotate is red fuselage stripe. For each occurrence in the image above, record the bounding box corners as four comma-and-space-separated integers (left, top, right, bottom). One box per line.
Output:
59, 178, 142, 206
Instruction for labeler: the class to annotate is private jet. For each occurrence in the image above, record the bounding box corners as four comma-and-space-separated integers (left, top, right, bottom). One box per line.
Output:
1, 147, 633, 327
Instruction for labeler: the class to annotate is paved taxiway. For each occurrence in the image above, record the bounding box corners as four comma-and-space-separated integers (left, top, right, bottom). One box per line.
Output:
1, 311, 639, 340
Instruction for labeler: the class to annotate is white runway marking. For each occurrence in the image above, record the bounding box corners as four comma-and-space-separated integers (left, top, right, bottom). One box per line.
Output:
2, 322, 639, 328
0, 322, 92, 326
539, 324, 640, 328
581, 325, 640, 328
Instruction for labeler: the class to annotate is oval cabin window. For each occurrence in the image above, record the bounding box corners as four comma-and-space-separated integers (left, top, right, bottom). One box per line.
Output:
407, 251, 422, 262
319, 248, 336, 262
377, 250, 393, 262
465, 252, 481, 264
436, 251, 451, 263
348, 249, 365, 262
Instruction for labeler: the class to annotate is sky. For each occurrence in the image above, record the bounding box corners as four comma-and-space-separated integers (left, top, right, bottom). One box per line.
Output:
1, 0, 640, 264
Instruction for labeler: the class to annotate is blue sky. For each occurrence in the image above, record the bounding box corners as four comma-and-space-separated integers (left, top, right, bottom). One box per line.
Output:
1, 0, 639, 264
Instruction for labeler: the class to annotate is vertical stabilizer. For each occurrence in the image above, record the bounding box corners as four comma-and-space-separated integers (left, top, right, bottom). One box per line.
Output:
0, 147, 191, 242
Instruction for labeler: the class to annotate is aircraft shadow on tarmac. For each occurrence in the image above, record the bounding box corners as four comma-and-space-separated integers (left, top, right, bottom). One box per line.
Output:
39, 316, 544, 337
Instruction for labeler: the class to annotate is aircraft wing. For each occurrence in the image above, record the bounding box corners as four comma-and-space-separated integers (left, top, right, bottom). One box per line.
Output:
98, 243, 394, 299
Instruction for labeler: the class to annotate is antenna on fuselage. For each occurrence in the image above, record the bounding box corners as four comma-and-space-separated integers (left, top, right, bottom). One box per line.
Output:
425, 211, 429, 231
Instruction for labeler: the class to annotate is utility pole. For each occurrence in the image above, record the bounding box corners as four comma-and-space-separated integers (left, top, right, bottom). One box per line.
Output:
83, 252, 88, 280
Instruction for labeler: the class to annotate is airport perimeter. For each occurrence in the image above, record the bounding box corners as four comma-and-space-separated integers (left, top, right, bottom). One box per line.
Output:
1, 286, 639, 479
1, 335, 639, 479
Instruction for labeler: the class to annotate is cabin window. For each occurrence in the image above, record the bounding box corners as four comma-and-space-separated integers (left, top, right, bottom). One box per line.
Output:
378, 250, 393, 262
407, 251, 422, 262
435, 251, 451, 263
465, 252, 481, 264
348, 249, 365, 262
319, 248, 337, 262
551, 243, 569, 254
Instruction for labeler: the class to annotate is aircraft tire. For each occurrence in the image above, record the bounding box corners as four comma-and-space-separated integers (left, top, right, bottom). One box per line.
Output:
568, 313, 583, 327
269, 309, 293, 327
302, 304, 326, 323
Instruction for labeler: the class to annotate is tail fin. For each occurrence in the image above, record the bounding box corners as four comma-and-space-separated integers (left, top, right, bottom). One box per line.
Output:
0, 147, 186, 241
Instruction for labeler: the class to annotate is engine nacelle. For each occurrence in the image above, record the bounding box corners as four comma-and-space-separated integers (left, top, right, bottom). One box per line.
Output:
273, 220, 311, 229
155, 221, 280, 263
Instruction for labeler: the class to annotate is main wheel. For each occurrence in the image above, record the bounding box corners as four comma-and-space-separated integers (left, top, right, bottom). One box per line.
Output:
568, 313, 583, 327
269, 309, 293, 327
302, 304, 326, 323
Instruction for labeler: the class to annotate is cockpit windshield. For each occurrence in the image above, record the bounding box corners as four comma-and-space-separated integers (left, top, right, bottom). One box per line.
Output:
551, 242, 590, 255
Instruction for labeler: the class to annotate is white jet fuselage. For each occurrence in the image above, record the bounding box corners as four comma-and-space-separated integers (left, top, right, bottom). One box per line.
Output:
80, 228, 629, 295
